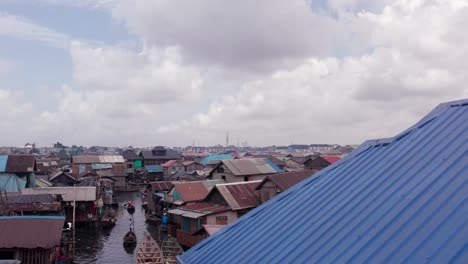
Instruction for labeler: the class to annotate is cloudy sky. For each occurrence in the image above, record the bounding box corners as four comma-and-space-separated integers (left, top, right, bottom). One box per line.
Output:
0, 0, 467, 148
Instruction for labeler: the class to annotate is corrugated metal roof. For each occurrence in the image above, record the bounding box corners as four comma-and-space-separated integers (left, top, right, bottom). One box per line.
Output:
179, 99, 468, 264
0, 155, 7, 172
215, 181, 261, 210
98, 155, 125, 163
140, 149, 182, 160
0, 216, 65, 248
173, 182, 211, 202
168, 208, 207, 219
255, 170, 315, 191
162, 160, 181, 167
222, 158, 281, 176
22, 186, 96, 201
149, 181, 173, 192
178, 202, 230, 214
321, 156, 341, 164
201, 154, 233, 166
72, 155, 124, 164
122, 149, 140, 160
4, 155, 35, 173
146, 165, 163, 173
72, 155, 101, 164
35, 178, 54, 188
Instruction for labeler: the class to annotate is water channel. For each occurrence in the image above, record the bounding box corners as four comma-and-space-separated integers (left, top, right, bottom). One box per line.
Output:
73, 192, 160, 264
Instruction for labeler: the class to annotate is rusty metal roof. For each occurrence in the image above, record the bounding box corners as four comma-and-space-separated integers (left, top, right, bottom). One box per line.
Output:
256, 170, 315, 191
173, 182, 211, 202
215, 181, 261, 210
221, 158, 282, 176
162, 160, 182, 167
320, 156, 341, 164
3, 155, 36, 173
149, 181, 173, 192
178, 202, 229, 214
0, 216, 65, 248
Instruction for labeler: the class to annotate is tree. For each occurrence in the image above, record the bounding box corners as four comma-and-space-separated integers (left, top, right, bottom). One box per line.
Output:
54, 142, 65, 148
89, 146, 98, 152
30, 148, 40, 154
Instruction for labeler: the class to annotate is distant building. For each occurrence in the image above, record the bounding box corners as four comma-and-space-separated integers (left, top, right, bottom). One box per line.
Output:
182, 161, 204, 172
169, 181, 261, 248
210, 158, 282, 183
162, 160, 185, 176
140, 146, 182, 166
303, 155, 341, 172
122, 149, 142, 177
255, 170, 315, 203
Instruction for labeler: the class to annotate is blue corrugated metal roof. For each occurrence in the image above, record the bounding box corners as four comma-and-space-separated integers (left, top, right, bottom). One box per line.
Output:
201, 154, 233, 166
0, 155, 8, 172
179, 99, 468, 264
263, 158, 282, 172
145, 165, 163, 173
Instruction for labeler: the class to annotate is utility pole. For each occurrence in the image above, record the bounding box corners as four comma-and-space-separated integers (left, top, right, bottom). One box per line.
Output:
226, 131, 229, 147
72, 184, 76, 261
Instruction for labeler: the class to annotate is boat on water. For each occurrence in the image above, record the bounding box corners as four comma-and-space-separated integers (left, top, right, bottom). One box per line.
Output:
161, 235, 184, 264
101, 208, 117, 228
145, 212, 161, 224
123, 230, 137, 246
124, 202, 136, 215
136, 233, 164, 264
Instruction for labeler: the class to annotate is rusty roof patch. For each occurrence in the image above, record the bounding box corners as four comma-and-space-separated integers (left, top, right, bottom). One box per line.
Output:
215, 181, 261, 210
0, 216, 65, 248
256, 170, 315, 191
4, 155, 36, 173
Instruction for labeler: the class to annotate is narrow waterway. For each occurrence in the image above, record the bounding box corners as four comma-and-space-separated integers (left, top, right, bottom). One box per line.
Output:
73, 192, 160, 264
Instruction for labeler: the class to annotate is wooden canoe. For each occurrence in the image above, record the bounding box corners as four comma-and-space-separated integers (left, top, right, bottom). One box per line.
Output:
161, 235, 184, 264
124, 230, 137, 246
136, 233, 163, 264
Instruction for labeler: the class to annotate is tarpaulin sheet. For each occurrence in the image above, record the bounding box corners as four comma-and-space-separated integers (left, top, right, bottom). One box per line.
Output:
0, 173, 26, 192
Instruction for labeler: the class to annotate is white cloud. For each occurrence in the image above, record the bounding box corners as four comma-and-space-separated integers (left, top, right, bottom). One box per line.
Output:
38, 0, 117, 9
0, 13, 69, 49
112, 0, 340, 71
156, 0, 468, 146
0, 59, 14, 75
1, 0, 468, 147
0, 89, 36, 146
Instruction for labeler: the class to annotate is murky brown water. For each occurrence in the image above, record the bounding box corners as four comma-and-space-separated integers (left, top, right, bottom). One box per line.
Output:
73, 192, 160, 264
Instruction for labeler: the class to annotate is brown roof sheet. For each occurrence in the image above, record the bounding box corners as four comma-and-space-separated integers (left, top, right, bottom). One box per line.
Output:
251, 155, 286, 166
178, 202, 229, 214
222, 158, 280, 176
173, 182, 211, 202
0, 216, 65, 248
215, 181, 261, 210
149, 181, 174, 192
256, 170, 315, 191
5, 155, 36, 173
72, 155, 100, 164
162, 160, 181, 167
